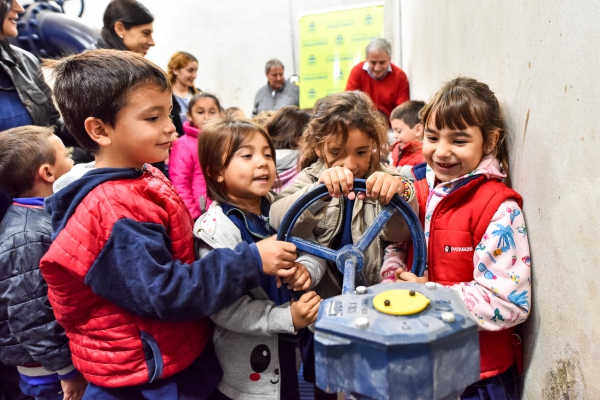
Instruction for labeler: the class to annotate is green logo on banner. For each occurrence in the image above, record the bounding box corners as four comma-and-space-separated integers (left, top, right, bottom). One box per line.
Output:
308, 88, 316, 99
335, 34, 343, 45
308, 55, 316, 65
308, 21, 316, 33
365, 14, 373, 26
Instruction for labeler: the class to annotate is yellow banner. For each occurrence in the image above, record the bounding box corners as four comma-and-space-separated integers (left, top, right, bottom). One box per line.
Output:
299, 3, 385, 108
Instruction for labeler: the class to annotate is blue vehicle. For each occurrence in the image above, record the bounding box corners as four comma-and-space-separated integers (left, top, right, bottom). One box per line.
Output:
9, 0, 98, 58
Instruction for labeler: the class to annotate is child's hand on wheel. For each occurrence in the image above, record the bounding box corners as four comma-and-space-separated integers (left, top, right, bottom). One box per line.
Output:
365, 172, 405, 204
255, 236, 297, 276
318, 166, 357, 199
284, 262, 312, 290
394, 268, 429, 284
291, 291, 321, 329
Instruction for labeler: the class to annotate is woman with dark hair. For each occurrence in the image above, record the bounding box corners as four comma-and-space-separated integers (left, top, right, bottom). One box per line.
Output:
0, 0, 75, 143
266, 106, 311, 191
167, 51, 200, 135
89, 0, 171, 174
90, 0, 155, 56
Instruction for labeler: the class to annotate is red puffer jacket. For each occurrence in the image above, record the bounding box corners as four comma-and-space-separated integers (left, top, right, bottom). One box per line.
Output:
40, 165, 262, 388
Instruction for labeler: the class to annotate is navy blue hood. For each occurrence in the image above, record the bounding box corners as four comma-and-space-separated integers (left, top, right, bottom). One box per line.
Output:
44, 167, 143, 240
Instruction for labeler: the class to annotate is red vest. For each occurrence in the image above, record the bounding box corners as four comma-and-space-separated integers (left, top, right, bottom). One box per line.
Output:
413, 166, 523, 379
41, 168, 211, 387
390, 141, 426, 168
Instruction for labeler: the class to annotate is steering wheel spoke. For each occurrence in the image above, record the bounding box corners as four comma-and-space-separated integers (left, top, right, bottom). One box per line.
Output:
355, 204, 395, 253
289, 237, 338, 263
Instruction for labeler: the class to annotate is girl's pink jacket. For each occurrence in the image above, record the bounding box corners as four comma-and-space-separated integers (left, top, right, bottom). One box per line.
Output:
169, 121, 212, 219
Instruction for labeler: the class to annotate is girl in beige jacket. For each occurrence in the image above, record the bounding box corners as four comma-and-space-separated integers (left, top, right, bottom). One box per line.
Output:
269, 91, 418, 298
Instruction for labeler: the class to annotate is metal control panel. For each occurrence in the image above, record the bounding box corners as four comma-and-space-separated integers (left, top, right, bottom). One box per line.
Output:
314, 282, 480, 400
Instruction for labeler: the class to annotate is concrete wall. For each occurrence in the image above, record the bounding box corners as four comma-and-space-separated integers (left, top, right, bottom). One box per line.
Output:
400, 1, 599, 398
71, 0, 399, 116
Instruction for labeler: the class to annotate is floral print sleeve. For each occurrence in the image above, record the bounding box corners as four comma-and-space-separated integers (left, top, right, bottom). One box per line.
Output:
449, 199, 531, 330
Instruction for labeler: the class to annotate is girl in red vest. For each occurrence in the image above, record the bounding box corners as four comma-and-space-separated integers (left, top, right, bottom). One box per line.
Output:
395, 77, 531, 400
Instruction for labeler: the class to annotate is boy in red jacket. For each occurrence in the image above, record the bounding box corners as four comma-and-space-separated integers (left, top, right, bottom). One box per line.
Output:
40, 50, 299, 400
389, 100, 426, 177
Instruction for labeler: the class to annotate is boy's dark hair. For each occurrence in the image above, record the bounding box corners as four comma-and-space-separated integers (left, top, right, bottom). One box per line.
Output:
266, 106, 311, 150
101, 0, 154, 51
188, 92, 222, 114
0, 126, 55, 198
44, 49, 170, 154
390, 100, 426, 128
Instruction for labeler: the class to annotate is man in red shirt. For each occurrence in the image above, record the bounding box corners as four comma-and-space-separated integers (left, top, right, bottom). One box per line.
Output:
345, 38, 409, 118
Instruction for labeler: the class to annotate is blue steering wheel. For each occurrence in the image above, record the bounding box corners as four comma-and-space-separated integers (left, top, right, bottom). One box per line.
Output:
276, 179, 427, 294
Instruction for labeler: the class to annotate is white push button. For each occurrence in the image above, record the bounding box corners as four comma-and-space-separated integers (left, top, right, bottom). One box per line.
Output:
356, 286, 368, 294
441, 312, 456, 323
355, 317, 369, 329
425, 282, 437, 290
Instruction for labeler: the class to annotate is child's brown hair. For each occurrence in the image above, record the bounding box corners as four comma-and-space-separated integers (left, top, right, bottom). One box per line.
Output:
44, 49, 170, 154
0, 126, 55, 197
298, 91, 387, 170
199, 115, 276, 212
266, 106, 311, 150
420, 77, 510, 176
390, 100, 426, 128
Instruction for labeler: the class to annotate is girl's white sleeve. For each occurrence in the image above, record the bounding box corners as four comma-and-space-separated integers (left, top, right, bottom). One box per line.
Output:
449, 199, 531, 330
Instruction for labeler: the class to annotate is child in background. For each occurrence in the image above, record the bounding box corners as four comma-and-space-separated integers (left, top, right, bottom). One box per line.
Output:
270, 91, 417, 399
225, 107, 245, 119
395, 77, 531, 399
170, 93, 222, 218
379, 242, 408, 283
40, 49, 299, 400
0, 126, 87, 400
195, 116, 323, 400
389, 100, 426, 178
266, 106, 311, 191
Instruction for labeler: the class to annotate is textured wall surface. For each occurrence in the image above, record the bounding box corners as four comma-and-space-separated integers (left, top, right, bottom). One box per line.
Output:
72, 0, 397, 115
400, 1, 599, 398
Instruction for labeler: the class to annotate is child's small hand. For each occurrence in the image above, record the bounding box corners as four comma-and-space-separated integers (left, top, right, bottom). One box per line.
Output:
317, 166, 356, 199
365, 172, 404, 204
394, 268, 429, 284
60, 373, 88, 400
291, 291, 321, 329
284, 262, 312, 291
256, 236, 297, 276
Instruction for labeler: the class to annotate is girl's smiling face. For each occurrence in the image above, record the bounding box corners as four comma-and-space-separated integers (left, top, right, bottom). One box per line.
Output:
219, 132, 276, 208
423, 123, 495, 182
318, 129, 373, 179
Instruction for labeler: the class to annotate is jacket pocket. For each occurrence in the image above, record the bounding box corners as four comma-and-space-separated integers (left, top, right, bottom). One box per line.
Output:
140, 331, 164, 383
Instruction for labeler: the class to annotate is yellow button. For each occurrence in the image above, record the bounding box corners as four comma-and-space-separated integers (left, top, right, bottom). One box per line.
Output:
373, 290, 430, 316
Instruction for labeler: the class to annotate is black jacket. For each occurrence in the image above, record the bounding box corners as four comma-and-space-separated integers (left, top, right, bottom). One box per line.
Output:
0, 203, 72, 371
0, 42, 76, 147
172, 94, 185, 136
